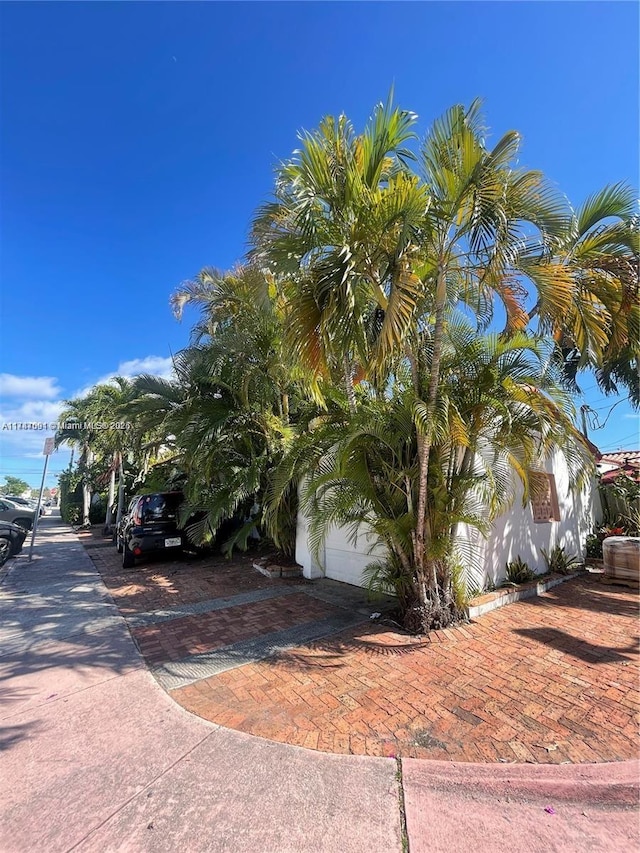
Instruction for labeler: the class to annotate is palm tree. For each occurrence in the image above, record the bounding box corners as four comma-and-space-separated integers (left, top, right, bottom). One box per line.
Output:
55, 394, 101, 526
123, 266, 310, 554
267, 324, 590, 630
251, 97, 427, 411
256, 98, 585, 626
524, 184, 639, 404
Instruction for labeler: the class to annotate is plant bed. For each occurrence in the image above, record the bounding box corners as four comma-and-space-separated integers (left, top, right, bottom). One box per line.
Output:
466, 569, 584, 619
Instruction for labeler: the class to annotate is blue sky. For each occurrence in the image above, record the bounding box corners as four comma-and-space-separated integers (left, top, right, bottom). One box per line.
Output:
1, 1, 638, 487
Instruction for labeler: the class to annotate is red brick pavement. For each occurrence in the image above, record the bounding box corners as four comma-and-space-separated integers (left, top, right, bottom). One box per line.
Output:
81, 532, 290, 614
80, 532, 639, 765
171, 577, 640, 764
132, 593, 341, 664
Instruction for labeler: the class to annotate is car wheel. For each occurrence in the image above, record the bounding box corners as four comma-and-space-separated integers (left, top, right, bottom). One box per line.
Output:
122, 540, 135, 568
13, 518, 31, 532
0, 536, 12, 567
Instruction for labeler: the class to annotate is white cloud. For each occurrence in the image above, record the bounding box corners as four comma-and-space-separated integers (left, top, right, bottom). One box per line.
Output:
0, 399, 66, 464
0, 356, 173, 483
116, 356, 174, 379
75, 355, 175, 397
0, 374, 61, 399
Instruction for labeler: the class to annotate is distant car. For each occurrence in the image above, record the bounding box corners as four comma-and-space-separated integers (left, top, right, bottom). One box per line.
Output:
2, 495, 43, 516
117, 492, 185, 568
0, 498, 35, 531
0, 520, 28, 566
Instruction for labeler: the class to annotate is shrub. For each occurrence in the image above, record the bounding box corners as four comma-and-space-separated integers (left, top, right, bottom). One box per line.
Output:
585, 534, 603, 559
505, 556, 536, 585
541, 544, 581, 575
89, 498, 106, 525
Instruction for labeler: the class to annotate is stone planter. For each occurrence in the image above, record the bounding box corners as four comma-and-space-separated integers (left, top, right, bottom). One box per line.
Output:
253, 560, 302, 580
466, 570, 582, 619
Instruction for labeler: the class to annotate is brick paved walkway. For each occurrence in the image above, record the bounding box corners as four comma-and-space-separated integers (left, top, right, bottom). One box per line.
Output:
82, 533, 639, 765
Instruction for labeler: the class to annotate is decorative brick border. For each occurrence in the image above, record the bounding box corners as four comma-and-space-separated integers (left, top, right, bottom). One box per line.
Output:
466, 570, 583, 618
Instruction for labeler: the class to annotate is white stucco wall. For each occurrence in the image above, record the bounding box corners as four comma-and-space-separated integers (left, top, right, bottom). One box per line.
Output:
296, 449, 600, 589
459, 449, 599, 590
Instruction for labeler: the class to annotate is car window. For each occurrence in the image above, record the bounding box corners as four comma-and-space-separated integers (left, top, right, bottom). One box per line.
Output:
126, 498, 138, 516
0, 501, 7, 511
141, 493, 181, 522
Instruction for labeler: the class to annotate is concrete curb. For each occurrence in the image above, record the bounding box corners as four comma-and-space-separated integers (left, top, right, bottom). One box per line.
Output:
401, 756, 640, 806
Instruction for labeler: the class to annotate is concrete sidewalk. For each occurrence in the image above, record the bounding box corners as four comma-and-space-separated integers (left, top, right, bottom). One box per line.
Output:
1, 516, 637, 852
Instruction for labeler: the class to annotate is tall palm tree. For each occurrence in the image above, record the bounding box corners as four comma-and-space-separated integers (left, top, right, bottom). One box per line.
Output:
255, 98, 582, 623
55, 393, 101, 526
251, 96, 427, 411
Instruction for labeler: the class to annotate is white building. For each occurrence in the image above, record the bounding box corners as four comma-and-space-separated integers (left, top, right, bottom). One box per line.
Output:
296, 447, 599, 590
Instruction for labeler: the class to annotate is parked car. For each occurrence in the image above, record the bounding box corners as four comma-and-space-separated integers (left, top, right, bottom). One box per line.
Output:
0, 498, 36, 531
113, 496, 140, 547
0, 520, 28, 566
117, 492, 185, 568
2, 495, 46, 516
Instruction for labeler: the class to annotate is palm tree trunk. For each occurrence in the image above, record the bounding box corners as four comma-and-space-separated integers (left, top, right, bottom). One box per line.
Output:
343, 355, 357, 415
414, 267, 447, 603
104, 452, 117, 532
81, 447, 95, 526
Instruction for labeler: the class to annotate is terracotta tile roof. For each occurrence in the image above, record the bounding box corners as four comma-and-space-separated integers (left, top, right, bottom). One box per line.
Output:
599, 449, 640, 482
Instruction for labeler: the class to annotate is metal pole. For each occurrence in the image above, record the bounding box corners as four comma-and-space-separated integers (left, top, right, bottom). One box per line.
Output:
28, 453, 50, 562
580, 405, 590, 441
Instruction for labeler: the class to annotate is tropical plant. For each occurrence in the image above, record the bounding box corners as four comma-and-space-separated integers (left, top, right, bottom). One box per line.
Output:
257, 97, 601, 630
529, 187, 639, 405
121, 266, 311, 555
70, 97, 636, 634
266, 324, 590, 629
505, 556, 536, 585
541, 544, 581, 575
585, 534, 603, 559
55, 395, 99, 525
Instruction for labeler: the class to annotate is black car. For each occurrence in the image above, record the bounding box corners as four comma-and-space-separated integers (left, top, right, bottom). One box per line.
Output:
117, 492, 185, 568
113, 496, 140, 546
0, 521, 28, 566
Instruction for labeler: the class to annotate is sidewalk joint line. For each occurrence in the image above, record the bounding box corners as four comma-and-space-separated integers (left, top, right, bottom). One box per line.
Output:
396, 757, 410, 853
64, 728, 218, 853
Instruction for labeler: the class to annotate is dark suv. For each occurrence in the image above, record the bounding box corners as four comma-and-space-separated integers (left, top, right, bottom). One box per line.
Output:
117, 492, 185, 568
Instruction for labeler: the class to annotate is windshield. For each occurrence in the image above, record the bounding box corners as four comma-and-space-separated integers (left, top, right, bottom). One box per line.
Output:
140, 493, 183, 523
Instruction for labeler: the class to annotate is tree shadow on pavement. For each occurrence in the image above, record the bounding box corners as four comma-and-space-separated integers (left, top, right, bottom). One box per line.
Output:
513, 626, 639, 665
274, 626, 432, 671
0, 719, 40, 751
516, 577, 639, 619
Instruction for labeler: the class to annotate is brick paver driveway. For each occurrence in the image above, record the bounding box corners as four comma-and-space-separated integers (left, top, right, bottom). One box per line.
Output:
83, 532, 639, 765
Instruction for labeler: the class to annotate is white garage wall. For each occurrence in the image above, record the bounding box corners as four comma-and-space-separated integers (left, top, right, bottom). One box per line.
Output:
296, 449, 600, 589
295, 510, 387, 586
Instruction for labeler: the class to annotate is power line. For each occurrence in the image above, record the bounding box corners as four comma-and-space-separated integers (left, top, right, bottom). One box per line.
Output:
598, 432, 640, 451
